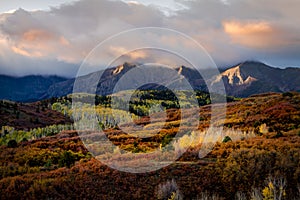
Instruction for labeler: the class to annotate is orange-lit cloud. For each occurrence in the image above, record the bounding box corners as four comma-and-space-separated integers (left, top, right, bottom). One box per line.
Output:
109, 46, 148, 60
223, 20, 278, 48
9, 28, 71, 58
223, 21, 272, 35
11, 46, 32, 57
0, 0, 300, 77
59, 36, 70, 46
22, 29, 54, 42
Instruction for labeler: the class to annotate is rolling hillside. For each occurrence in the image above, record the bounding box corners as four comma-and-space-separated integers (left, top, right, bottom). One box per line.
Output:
0, 92, 299, 199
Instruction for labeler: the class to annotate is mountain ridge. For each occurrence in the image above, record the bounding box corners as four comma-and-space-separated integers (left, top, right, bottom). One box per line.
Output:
211, 61, 300, 97
1, 61, 299, 101
0, 75, 68, 102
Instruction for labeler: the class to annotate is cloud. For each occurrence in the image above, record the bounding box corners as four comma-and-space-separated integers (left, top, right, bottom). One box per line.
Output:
167, 0, 300, 67
223, 21, 272, 35
222, 20, 300, 49
0, 0, 166, 75
0, 0, 300, 76
223, 20, 274, 48
109, 46, 148, 60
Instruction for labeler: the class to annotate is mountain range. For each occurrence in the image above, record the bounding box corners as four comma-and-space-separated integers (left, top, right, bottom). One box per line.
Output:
212, 61, 300, 97
0, 75, 68, 102
0, 61, 299, 102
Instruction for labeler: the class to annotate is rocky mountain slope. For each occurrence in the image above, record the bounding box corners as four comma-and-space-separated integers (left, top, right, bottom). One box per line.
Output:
1, 61, 299, 101
211, 61, 300, 97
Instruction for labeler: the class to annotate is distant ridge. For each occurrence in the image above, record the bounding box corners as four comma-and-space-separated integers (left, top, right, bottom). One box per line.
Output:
0, 61, 299, 102
210, 61, 300, 97
0, 75, 67, 102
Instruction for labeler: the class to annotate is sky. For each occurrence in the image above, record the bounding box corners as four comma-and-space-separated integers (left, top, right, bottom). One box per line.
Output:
0, 0, 299, 77
0, 0, 77, 13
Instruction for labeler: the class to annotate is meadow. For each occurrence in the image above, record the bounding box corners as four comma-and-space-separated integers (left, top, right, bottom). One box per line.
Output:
0, 91, 299, 199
